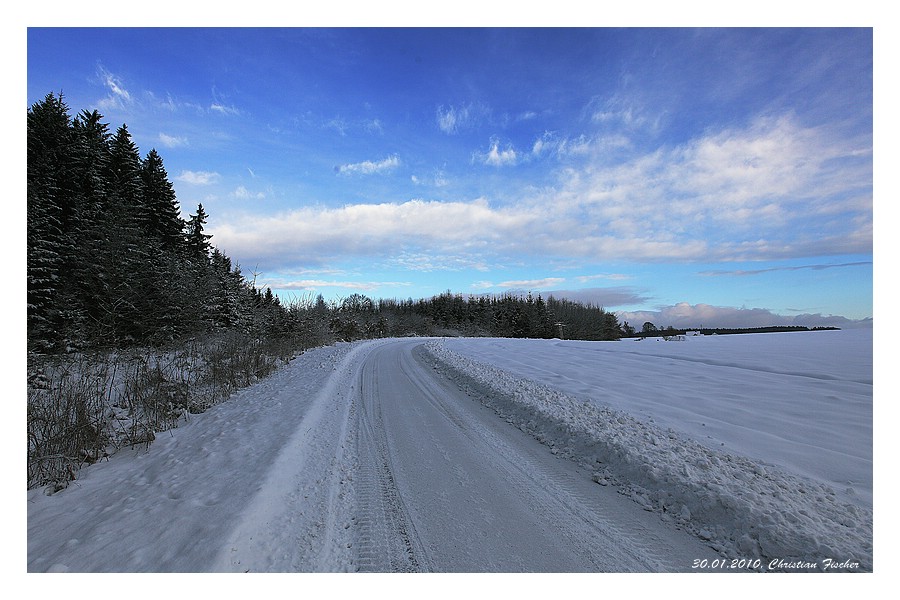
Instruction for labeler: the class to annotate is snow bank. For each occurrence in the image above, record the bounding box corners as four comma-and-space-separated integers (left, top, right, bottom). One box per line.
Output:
423, 338, 873, 572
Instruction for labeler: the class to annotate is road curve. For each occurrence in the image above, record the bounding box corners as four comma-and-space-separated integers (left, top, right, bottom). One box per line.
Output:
351, 339, 720, 572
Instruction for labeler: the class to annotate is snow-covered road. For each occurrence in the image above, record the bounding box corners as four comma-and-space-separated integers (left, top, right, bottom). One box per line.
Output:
28, 338, 718, 572
350, 340, 718, 571
27, 334, 872, 573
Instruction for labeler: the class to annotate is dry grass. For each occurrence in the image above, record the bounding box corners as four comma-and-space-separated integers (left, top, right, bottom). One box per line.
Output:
27, 332, 306, 491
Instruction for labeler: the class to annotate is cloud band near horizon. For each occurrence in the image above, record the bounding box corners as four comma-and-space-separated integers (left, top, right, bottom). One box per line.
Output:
210, 113, 870, 271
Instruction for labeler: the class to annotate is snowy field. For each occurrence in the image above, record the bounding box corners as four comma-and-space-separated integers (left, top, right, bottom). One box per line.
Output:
427, 329, 873, 570
26, 330, 874, 576
438, 329, 873, 508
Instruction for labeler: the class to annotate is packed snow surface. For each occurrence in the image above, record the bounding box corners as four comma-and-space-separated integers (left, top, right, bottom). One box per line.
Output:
27, 330, 873, 573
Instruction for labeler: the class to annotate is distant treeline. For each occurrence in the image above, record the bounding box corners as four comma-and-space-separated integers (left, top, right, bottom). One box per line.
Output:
27, 92, 622, 354
327, 291, 623, 341
624, 324, 840, 338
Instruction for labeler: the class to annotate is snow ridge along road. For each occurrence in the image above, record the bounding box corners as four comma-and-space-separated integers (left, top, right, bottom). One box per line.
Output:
28, 336, 870, 572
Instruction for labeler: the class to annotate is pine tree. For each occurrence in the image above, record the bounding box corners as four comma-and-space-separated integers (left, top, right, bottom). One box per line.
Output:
71, 109, 111, 220
141, 149, 184, 251
186, 203, 212, 262
27, 93, 75, 349
106, 124, 147, 230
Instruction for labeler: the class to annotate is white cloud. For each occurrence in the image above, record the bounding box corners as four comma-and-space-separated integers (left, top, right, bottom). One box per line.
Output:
156, 93, 179, 112
365, 119, 384, 134
326, 117, 348, 136
497, 278, 565, 289
575, 273, 634, 283
588, 93, 661, 133
544, 114, 872, 260
210, 114, 871, 270
476, 137, 518, 167
159, 133, 188, 148
615, 302, 872, 330
210, 102, 240, 116
532, 131, 555, 156
272, 279, 410, 292
436, 104, 470, 134
699, 262, 872, 277
390, 252, 489, 273
176, 170, 221, 185
411, 169, 449, 187
210, 197, 541, 269
233, 186, 265, 200
532, 132, 594, 159
95, 65, 133, 110
436, 103, 489, 134
337, 155, 401, 175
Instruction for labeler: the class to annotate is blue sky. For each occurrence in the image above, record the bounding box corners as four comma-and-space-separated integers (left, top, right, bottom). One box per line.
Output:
25, 26, 874, 328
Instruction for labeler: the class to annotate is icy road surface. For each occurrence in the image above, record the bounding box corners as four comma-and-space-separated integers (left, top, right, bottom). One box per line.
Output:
28, 338, 721, 573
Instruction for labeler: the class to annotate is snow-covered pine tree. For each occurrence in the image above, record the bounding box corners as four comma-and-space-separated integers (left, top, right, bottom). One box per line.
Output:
185, 203, 212, 262
141, 149, 184, 252
26, 93, 75, 350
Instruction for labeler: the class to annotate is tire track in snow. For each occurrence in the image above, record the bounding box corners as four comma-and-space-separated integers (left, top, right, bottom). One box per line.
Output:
353, 347, 432, 572
350, 340, 720, 572
407, 345, 696, 572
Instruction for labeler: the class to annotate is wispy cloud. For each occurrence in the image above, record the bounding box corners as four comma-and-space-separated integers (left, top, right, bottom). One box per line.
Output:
337, 155, 401, 175
326, 117, 348, 136
436, 103, 489, 134
698, 262, 872, 277
544, 114, 872, 260
497, 278, 565, 289
176, 170, 221, 185
210, 102, 241, 116
411, 169, 449, 187
575, 273, 635, 283
271, 279, 411, 292
532, 131, 594, 158
587, 92, 662, 134
208, 87, 241, 116
158, 133, 188, 148
475, 137, 518, 167
153, 92, 179, 112
436, 104, 470, 134
389, 252, 489, 273
233, 185, 265, 200
95, 64, 133, 110
365, 118, 384, 134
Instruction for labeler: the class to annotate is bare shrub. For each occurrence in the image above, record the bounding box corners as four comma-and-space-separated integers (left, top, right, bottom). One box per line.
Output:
27, 331, 308, 491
